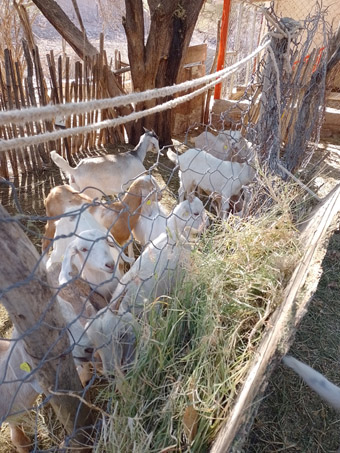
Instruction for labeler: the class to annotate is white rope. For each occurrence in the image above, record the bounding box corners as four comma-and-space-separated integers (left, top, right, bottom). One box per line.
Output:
0, 40, 270, 127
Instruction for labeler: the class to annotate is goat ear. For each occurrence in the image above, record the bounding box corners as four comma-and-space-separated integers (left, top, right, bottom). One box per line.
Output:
143, 126, 149, 133
187, 192, 195, 203
59, 242, 78, 285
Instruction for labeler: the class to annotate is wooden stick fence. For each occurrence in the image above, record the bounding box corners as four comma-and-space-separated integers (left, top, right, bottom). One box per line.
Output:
0, 38, 128, 179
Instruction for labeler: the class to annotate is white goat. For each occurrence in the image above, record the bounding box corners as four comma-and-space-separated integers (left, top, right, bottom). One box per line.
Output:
84, 310, 137, 377
132, 193, 208, 246
0, 298, 93, 453
114, 195, 207, 316
85, 196, 207, 373
46, 209, 133, 299
283, 355, 340, 410
193, 130, 250, 163
50, 130, 160, 198
0, 333, 41, 453
167, 147, 255, 218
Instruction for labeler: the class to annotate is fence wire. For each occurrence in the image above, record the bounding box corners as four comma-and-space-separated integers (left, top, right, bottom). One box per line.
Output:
0, 6, 334, 453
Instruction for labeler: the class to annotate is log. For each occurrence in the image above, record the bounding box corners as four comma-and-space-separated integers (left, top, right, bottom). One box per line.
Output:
0, 204, 95, 451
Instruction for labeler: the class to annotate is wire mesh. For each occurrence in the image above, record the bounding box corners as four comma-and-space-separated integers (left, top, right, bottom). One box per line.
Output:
0, 4, 336, 452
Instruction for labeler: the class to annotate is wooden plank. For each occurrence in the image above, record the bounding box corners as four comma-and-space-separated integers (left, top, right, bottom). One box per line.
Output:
47, 51, 63, 154
64, 56, 72, 160
182, 44, 207, 65
4, 49, 19, 178
211, 184, 340, 453
0, 77, 10, 179
23, 78, 42, 171
58, 55, 63, 104
71, 79, 77, 155
90, 57, 96, 149
47, 51, 60, 104
0, 73, 10, 178
22, 41, 49, 165
7, 49, 26, 174
33, 45, 55, 155
15, 60, 33, 173
77, 61, 85, 151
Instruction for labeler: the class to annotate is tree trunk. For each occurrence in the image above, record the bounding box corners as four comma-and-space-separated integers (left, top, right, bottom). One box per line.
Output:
0, 205, 95, 451
32, 0, 205, 145
124, 0, 205, 145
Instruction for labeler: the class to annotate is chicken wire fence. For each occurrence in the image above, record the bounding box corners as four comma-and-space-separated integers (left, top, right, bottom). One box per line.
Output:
222, 0, 339, 97
0, 7, 332, 452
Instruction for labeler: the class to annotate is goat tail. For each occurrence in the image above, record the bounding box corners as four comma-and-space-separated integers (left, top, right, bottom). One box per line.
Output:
50, 150, 74, 176
167, 149, 179, 164
283, 355, 340, 410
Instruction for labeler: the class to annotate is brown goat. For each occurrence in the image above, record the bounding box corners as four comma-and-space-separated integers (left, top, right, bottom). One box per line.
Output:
42, 175, 162, 251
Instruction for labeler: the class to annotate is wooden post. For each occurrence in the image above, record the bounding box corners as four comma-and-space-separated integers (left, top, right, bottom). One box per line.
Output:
0, 204, 95, 451
214, 0, 231, 100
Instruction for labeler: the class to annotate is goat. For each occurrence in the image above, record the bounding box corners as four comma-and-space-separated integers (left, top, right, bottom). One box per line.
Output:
84, 309, 137, 378
0, 333, 40, 453
42, 174, 162, 252
132, 193, 209, 246
46, 261, 108, 384
85, 235, 190, 374
193, 130, 250, 163
46, 210, 133, 298
167, 147, 255, 218
85, 196, 207, 373
113, 195, 207, 316
0, 298, 94, 453
50, 130, 160, 198
283, 355, 340, 410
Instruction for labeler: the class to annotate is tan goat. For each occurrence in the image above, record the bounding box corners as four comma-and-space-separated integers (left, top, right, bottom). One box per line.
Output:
42, 174, 162, 251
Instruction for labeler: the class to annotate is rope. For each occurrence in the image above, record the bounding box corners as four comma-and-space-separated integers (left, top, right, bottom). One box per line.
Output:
0, 76, 223, 152
0, 40, 270, 128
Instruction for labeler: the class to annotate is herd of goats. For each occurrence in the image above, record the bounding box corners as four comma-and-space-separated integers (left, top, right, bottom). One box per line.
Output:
1, 129, 339, 452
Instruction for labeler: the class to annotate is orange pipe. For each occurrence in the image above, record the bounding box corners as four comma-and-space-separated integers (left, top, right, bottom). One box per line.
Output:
214, 0, 231, 100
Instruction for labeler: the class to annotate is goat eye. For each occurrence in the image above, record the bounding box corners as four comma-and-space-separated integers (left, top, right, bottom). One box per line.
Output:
80, 247, 88, 252
107, 239, 115, 248
193, 212, 199, 216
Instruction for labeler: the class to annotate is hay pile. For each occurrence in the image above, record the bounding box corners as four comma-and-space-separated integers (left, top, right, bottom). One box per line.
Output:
91, 175, 304, 453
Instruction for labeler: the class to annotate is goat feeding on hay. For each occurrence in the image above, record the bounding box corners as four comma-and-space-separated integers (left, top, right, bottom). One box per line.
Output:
50, 130, 160, 198
86, 195, 208, 374
0, 259, 136, 453
283, 355, 340, 410
167, 147, 255, 219
42, 174, 162, 252
116, 194, 208, 316
132, 189, 209, 246
193, 130, 251, 163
